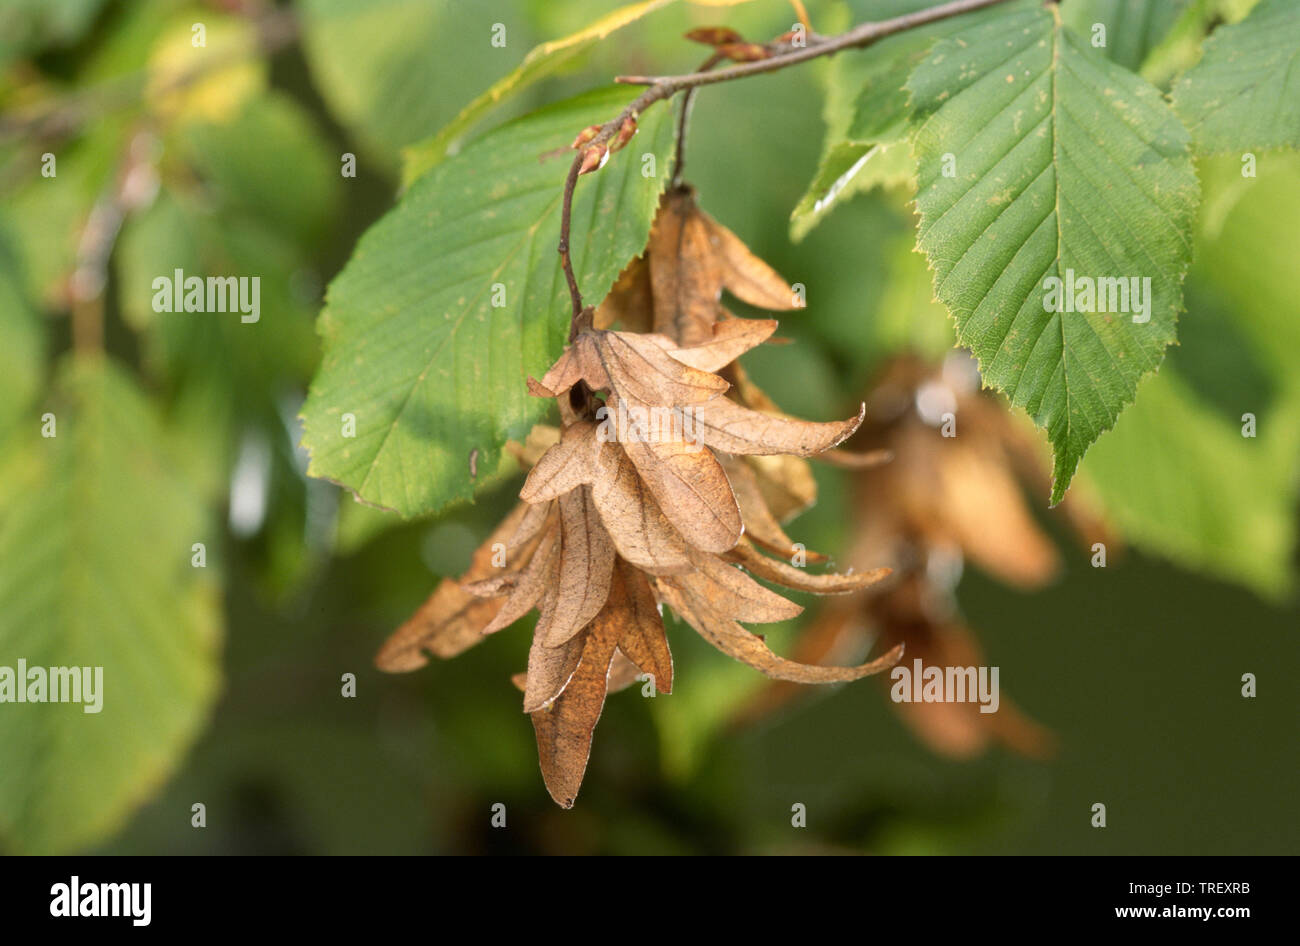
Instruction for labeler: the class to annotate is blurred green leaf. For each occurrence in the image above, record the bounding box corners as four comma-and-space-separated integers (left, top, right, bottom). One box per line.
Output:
300, 87, 677, 517
789, 140, 911, 244
0, 0, 108, 69
1171, 0, 1300, 152
117, 192, 320, 416
0, 357, 222, 853
1140, 0, 1260, 87
180, 93, 342, 247
143, 12, 266, 125
1085, 363, 1298, 598
116, 188, 329, 599
298, 0, 530, 172
1191, 152, 1300, 388
1060, 0, 1188, 73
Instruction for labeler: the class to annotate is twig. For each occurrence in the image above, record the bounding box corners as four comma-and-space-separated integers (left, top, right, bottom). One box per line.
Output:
70, 128, 161, 352
555, 0, 1014, 334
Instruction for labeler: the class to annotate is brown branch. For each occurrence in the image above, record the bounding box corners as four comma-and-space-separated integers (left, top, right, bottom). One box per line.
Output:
555, 0, 1014, 335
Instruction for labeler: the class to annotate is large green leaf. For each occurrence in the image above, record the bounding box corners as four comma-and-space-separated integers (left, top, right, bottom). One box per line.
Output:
1170, 0, 1300, 153
0, 357, 222, 853
906, 0, 1198, 503
1060, 0, 1188, 73
300, 87, 677, 517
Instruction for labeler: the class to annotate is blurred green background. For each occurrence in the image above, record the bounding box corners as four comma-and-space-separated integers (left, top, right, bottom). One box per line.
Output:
0, 0, 1296, 854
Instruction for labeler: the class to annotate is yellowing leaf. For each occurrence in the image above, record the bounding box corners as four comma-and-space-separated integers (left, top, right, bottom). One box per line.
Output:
146, 16, 265, 123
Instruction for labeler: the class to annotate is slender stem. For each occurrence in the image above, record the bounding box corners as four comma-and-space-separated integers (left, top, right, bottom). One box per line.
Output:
556, 0, 1014, 335
560, 157, 585, 342
70, 127, 159, 353
617, 0, 1011, 89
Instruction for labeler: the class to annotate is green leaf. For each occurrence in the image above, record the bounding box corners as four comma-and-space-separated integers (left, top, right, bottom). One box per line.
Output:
1085, 148, 1300, 597
1170, 0, 1300, 153
788, 25, 923, 242
1085, 364, 1299, 599
1060, 0, 1189, 73
1140, 0, 1261, 87
800, 195, 953, 380
399, 0, 679, 187
789, 140, 912, 243
906, 1, 1199, 503
300, 87, 677, 518
0, 357, 222, 853
1191, 151, 1300, 387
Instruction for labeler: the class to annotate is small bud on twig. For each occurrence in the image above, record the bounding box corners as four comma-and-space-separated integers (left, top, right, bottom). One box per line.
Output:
609, 116, 638, 153
578, 144, 608, 175
716, 42, 773, 62
571, 124, 602, 149
684, 26, 744, 47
